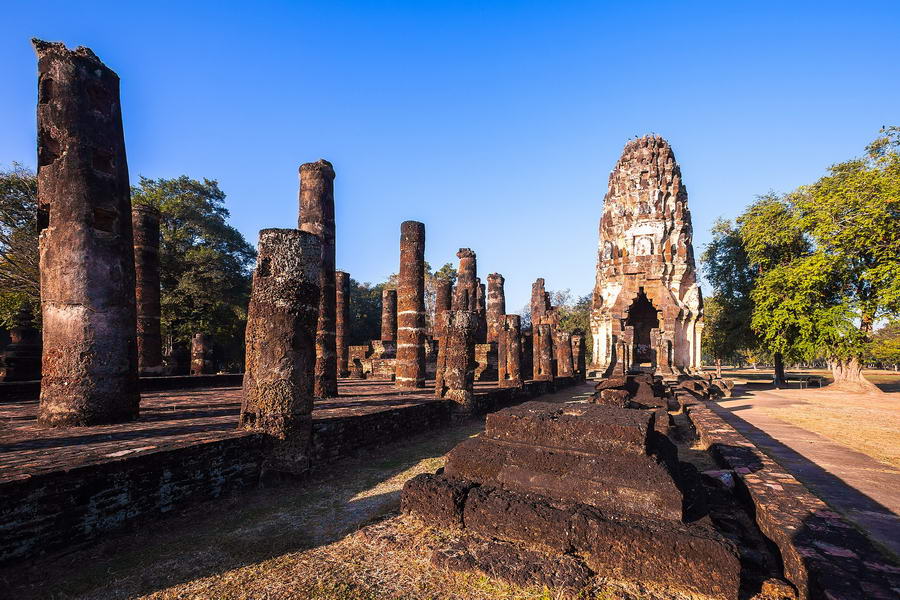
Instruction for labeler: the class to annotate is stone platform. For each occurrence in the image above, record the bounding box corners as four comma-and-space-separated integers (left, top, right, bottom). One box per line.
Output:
0, 377, 574, 565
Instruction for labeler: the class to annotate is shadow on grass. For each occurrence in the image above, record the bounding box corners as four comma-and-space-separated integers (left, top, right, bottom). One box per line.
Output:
0, 418, 487, 600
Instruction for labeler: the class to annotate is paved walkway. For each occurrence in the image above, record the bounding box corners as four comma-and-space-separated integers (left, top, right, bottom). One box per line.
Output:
710, 387, 900, 560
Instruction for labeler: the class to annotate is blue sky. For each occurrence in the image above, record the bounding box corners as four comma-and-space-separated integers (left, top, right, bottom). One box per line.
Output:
2, 1, 898, 311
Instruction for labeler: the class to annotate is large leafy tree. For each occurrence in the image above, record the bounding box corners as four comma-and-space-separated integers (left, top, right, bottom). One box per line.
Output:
869, 322, 900, 370
0, 164, 40, 328
132, 176, 255, 370
747, 128, 900, 392
701, 219, 759, 376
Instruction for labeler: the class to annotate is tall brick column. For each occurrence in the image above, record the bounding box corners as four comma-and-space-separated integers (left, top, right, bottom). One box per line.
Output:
497, 314, 522, 388
381, 288, 397, 342
452, 248, 477, 311
486, 273, 505, 343
533, 324, 554, 381
298, 159, 337, 398
436, 310, 477, 410
240, 229, 321, 476
571, 334, 586, 380
531, 278, 551, 326
34, 40, 139, 426
395, 221, 426, 389
335, 270, 350, 378
132, 204, 163, 375
555, 330, 574, 378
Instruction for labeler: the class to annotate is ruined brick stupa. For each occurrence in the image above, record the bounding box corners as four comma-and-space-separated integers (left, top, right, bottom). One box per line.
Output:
590, 136, 703, 376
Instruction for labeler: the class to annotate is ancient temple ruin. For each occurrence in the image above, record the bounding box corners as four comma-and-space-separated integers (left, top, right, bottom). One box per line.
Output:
590, 136, 703, 376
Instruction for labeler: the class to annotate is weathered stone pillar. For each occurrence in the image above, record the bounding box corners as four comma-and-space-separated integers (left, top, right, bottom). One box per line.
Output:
298, 159, 337, 398
240, 229, 321, 476
452, 248, 477, 311
475, 278, 488, 343
571, 334, 586, 379
335, 270, 350, 378
497, 314, 522, 388
533, 324, 554, 381
531, 278, 550, 326
395, 221, 426, 389
34, 40, 140, 426
555, 331, 574, 378
434, 278, 453, 334
132, 204, 163, 375
486, 273, 506, 343
436, 310, 477, 410
381, 288, 397, 342
190, 333, 212, 375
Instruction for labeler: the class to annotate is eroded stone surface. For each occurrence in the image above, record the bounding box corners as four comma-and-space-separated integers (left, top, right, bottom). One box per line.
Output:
380, 288, 397, 342
590, 136, 703, 376
240, 228, 321, 475
497, 314, 522, 388
486, 273, 505, 343
34, 40, 140, 426
435, 310, 477, 410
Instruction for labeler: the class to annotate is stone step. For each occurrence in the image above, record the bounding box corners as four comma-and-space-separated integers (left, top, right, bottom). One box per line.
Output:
444, 435, 683, 521
484, 401, 655, 455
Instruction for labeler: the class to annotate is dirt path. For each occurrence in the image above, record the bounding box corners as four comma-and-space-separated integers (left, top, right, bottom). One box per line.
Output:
711, 387, 900, 560
2, 384, 596, 600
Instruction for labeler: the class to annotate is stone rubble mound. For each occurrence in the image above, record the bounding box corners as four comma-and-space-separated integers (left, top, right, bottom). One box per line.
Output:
401, 401, 741, 599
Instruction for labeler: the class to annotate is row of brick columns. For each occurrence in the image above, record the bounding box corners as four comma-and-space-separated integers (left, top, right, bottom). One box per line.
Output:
30, 40, 585, 476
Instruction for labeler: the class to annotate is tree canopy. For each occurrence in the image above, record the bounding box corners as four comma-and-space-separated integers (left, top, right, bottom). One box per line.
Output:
704, 127, 900, 390
0, 164, 39, 328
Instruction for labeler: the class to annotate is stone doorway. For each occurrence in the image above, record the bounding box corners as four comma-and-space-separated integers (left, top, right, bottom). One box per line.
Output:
625, 289, 659, 367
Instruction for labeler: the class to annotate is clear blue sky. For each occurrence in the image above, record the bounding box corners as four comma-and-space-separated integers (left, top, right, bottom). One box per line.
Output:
2, 1, 898, 311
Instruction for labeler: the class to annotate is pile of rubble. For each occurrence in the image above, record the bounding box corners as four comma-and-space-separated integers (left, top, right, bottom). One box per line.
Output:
402, 401, 741, 598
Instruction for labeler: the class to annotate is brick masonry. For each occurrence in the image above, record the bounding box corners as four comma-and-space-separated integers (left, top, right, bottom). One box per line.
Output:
0, 378, 575, 565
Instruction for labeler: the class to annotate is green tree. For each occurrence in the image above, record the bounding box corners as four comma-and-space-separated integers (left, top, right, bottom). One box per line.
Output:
132, 176, 255, 370
0, 164, 39, 328
747, 128, 900, 392
348, 279, 386, 345
869, 323, 900, 370
700, 219, 759, 376
737, 193, 811, 385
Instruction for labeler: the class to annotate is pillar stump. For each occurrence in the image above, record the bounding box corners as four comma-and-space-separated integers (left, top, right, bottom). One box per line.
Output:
240, 229, 322, 476
436, 310, 477, 411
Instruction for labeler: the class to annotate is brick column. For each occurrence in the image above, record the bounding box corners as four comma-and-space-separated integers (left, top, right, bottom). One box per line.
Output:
190, 333, 212, 375
497, 314, 522, 388
436, 310, 477, 410
240, 228, 321, 476
486, 273, 505, 343
555, 330, 574, 378
381, 288, 397, 342
132, 204, 163, 375
335, 270, 350, 378
298, 159, 337, 398
395, 221, 426, 389
34, 40, 139, 426
451, 248, 477, 311
533, 324, 554, 381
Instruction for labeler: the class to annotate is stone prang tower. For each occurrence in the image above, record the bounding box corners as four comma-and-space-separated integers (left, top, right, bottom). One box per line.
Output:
590, 136, 703, 377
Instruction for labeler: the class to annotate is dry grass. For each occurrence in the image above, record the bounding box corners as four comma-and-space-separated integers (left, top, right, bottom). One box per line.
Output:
758, 388, 900, 469
127, 514, 693, 600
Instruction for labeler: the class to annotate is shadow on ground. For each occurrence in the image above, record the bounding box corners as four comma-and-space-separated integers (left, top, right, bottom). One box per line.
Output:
0, 417, 487, 600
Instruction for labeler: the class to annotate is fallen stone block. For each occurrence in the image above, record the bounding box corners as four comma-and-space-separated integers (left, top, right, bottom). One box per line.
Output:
571, 504, 740, 600
485, 401, 653, 456
432, 535, 593, 590
401, 472, 474, 528
444, 436, 683, 521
